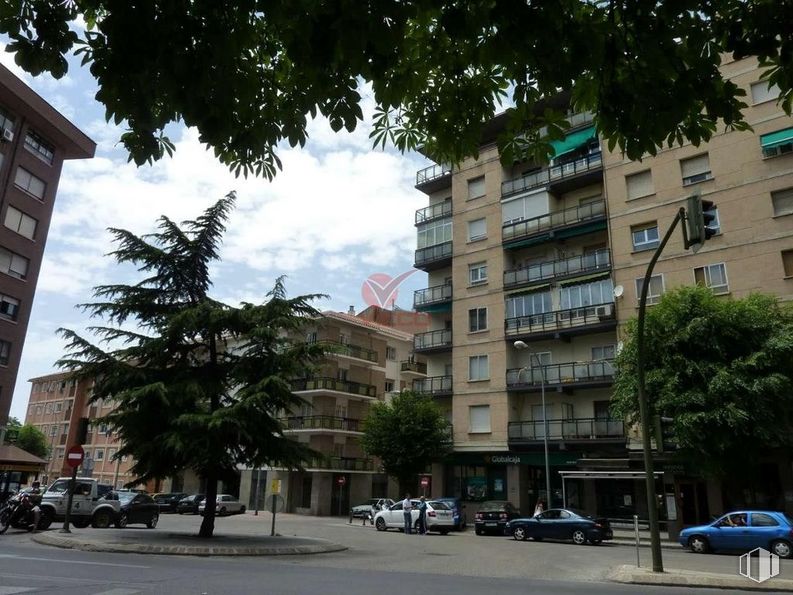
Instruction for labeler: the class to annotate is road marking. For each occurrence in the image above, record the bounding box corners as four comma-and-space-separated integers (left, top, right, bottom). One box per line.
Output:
0, 588, 36, 594
91, 590, 141, 595
0, 554, 149, 569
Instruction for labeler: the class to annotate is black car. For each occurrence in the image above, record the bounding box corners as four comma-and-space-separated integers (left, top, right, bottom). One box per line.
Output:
506, 508, 613, 545
154, 492, 188, 513
176, 494, 205, 514
115, 492, 160, 528
474, 500, 521, 535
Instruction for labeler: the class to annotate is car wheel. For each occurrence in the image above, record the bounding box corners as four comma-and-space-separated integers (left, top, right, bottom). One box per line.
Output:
771, 540, 792, 559
513, 526, 527, 541
439, 529, 450, 535
572, 529, 587, 545
37, 508, 53, 531
147, 513, 159, 529
688, 535, 710, 554
475, 527, 483, 536
115, 513, 128, 529
375, 517, 387, 532
91, 510, 112, 529
219, 507, 227, 516
240, 506, 246, 514
72, 517, 90, 529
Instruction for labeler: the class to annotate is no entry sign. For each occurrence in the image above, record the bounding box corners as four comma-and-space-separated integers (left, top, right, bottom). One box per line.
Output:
420, 476, 429, 488
66, 445, 85, 468
337, 476, 346, 486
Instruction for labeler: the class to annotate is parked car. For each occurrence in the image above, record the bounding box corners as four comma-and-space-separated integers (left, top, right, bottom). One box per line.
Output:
506, 508, 613, 545
350, 498, 394, 520
679, 511, 793, 558
39, 477, 121, 529
474, 500, 521, 535
177, 494, 205, 515
436, 497, 467, 531
115, 492, 160, 528
198, 494, 246, 516
374, 499, 454, 534
153, 492, 188, 513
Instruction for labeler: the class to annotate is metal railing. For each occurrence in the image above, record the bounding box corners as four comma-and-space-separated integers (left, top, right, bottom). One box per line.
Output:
281, 416, 362, 432
416, 201, 452, 224
501, 152, 603, 198
412, 375, 453, 395
413, 329, 453, 351
414, 283, 452, 308
291, 377, 377, 398
311, 339, 378, 363
505, 302, 615, 336
415, 242, 453, 267
504, 249, 610, 288
508, 418, 624, 441
506, 360, 615, 388
311, 456, 375, 472
502, 199, 606, 243
400, 360, 427, 375
416, 163, 452, 186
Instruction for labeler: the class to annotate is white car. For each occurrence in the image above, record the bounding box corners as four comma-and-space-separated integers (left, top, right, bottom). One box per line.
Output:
198, 494, 246, 516
374, 499, 454, 534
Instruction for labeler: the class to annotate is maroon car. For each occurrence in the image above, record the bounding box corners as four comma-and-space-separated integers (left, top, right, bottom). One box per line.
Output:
475, 500, 521, 535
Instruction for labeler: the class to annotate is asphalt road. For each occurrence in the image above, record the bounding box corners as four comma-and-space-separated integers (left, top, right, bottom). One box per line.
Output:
0, 512, 790, 594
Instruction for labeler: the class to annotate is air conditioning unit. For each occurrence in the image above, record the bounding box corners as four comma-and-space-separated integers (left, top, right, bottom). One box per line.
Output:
1, 128, 13, 143
595, 304, 612, 319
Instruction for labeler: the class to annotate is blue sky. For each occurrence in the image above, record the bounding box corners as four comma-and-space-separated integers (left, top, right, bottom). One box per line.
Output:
1, 44, 432, 421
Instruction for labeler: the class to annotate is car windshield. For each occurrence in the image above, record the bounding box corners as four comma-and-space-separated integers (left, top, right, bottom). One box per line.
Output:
117, 492, 136, 504
478, 501, 508, 512
428, 501, 449, 510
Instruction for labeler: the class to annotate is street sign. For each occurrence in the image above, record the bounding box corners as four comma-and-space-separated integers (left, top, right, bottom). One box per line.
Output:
66, 445, 84, 469
420, 476, 429, 488
271, 479, 282, 494
337, 476, 346, 486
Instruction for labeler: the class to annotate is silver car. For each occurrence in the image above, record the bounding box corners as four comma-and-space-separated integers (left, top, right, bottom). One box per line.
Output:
198, 494, 246, 516
374, 499, 454, 534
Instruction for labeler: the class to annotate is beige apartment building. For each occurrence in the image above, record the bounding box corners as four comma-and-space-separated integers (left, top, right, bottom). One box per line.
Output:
413, 56, 793, 533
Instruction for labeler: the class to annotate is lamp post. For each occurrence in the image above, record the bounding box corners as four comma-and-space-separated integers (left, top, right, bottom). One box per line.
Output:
105, 428, 122, 488
514, 340, 552, 508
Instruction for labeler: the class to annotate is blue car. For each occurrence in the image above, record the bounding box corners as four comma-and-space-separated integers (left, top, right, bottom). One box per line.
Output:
679, 511, 793, 558
436, 497, 467, 531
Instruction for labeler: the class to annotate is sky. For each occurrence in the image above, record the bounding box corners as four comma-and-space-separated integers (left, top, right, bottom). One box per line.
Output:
1, 42, 432, 422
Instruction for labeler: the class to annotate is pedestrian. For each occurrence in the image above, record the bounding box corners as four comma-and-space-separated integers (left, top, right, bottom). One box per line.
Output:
533, 498, 545, 516
418, 496, 428, 535
402, 493, 413, 534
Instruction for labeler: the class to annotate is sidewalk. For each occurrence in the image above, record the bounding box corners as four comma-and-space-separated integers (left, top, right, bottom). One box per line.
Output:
610, 528, 680, 550
610, 564, 793, 592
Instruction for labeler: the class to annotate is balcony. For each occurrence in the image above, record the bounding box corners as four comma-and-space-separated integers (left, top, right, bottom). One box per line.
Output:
400, 360, 427, 376
506, 360, 615, 392
414, 242, 452, 271
415, 163, 452, 193
291, 377, 378, 399
502, 199, 607, 249
412, 375, 453, 397
415, 202, 452, 225
414, 283, 452, 311
312, 339, 378, 363
281, 415, 362, 434
505, 303, 616, 341
508, 417, 625, 444
504, 249, 610, 290
501, 152, 603, 199
310, 456, 376, 472
413, 329, 453, 353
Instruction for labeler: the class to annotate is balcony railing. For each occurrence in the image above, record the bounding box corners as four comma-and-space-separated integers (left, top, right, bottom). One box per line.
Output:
416, 201, 452, 225
400, 360, 427, 375
312, 339, 378, 363
281, 415, 362, 433
504, 249, 610, 289
415, 242, 453, 268
416, 163, 452, 186
412, 375, 453, 396
291, 377, 377, 398
414, 329, 453, 352
506, 360, 615, 389
505, 303, 615, 337
502, 199, 606, 244
501, 152, 603, 198
311, 456, 375, 472
508, 418, 625, 442
414, 283, 452, 308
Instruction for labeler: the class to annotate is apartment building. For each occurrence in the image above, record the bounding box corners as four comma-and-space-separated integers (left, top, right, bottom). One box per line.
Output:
25, 371, 135, 488
412, 56, 793, 531
0, 64, 95, 433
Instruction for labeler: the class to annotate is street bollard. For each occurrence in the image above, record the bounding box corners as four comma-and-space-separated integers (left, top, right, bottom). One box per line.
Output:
633, 514, 641, 568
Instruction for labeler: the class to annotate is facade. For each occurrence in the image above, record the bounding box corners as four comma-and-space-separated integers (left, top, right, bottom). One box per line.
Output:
25, 371, 136, 488
413, 56, 793, 534
0, 64, 95, 433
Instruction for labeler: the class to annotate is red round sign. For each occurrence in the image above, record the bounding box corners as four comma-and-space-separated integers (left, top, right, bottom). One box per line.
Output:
337, 476, 346, 486
420, 477, 429, 487
66, 445, 85, 468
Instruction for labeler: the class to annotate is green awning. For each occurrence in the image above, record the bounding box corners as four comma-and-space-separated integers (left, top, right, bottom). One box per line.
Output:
760, 127, 793, 149
550, 125, 596, 159
558, 271, 611, 286
505, 283, 551, 297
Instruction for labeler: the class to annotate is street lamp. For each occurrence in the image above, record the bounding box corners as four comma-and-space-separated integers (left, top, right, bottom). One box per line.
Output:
514, 340, 552, 509
105, 428, 121, 488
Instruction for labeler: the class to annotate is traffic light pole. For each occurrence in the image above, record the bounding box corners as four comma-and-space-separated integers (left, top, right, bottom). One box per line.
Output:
636, 206, 686, 573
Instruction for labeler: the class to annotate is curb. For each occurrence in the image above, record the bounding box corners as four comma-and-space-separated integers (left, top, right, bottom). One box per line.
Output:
31, 533, 347, 556
610, 538, 680, 550
609, 564, 793, 592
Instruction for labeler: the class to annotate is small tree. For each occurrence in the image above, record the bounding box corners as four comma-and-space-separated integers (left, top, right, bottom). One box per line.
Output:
361, 391, 451, 494
3, 417, 21, 444
10, 424, 49, 459
57, 193, 325, 537
611, 286, 793, 476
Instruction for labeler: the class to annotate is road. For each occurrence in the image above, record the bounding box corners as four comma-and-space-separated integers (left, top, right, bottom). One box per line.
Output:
0, 512, 790, 594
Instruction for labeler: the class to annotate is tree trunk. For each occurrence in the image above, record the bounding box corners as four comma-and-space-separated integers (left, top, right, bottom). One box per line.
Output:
198, 471, 218, 538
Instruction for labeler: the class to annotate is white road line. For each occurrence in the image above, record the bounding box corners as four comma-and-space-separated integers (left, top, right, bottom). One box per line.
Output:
91, 589, 141, 595
0, 554, 149, 569
0, 588, 36, 594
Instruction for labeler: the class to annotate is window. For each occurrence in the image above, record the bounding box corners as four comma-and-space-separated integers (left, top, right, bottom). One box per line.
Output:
772, 188, 793, 217
13, 167, 46, 199
54, 401, 63, 413
95, 449, 104, 461
751, 513, 779, 527
625, 170, 654, 200
416, 218, 452, 248
0, 293, 20, 321
469, 262, 488, 285
468, 307, 488, 332
385, 346, 397, 361
45, 402, 53, 414
505, 290, 552, 319
467, 218, 487, 241
0, 246, 29, 279
694, 263, 729, 294
24, 131, 55, 164
468, 355, 489, 381
592, 345, 616, 360
0, 339, 9, 366
501, 191, 550, 224
0, 107, 14, 133
783, 250, 793, 277
4, 206, 37, 240
560, 278, 614, 309
107, 448, 116, 460
305, 331, 317, 343
751, 81, 780, 104
467, 176, 485, 200
680, 154, 712, 186
631, 223, 659, 252
469, 405, 491, 433
49, 425, 57, 436
635, 274, 665, 305
760, 127, 793, 158
707, 206, 721, 235
35, 405, 42, 415
56, 447, 65, 460
384, 380, 394, 392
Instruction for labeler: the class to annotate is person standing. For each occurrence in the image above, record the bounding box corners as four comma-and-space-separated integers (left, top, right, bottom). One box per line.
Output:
402, 493, 413, 534
418, 496, 428, 535
533, 498, 545, 516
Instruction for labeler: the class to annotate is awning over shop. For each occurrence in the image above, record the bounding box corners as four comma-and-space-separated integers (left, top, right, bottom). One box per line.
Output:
550, 125, 596, 159
760, 127, 793, 150
0, 444, 47, 473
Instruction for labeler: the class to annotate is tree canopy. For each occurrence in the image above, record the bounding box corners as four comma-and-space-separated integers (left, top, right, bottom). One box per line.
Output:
361, 390, 451, 492
15, 424, 49, 459
57, 193, 326, 537
611, 286, 793, 476
2, 1, 791, 177
2, 417, 21, 443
